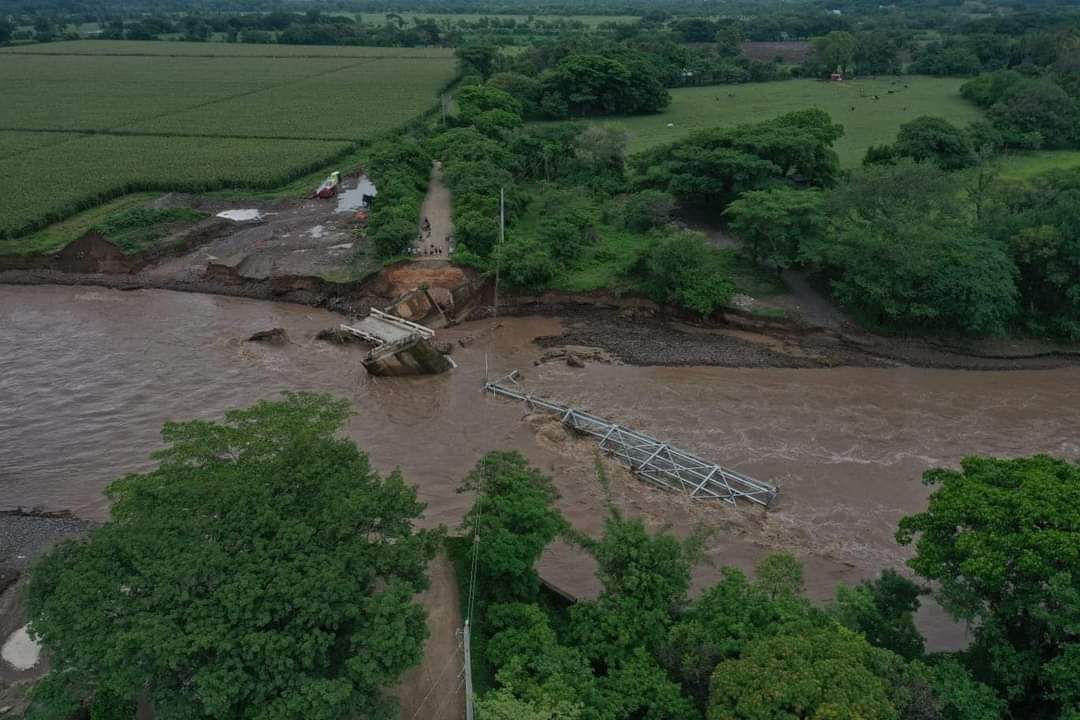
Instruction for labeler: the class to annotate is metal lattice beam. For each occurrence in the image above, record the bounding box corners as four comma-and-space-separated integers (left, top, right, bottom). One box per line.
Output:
483, 371, 777, 508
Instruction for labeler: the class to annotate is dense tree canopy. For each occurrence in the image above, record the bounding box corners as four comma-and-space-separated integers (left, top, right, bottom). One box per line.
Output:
897, 455, 1080, 719
25, 394, 438, 720
633, 109, 842, 207
709, 627, 901, 720
725, 187, 827, 271
982, 168, 1080, 339
537, 52, 670, 118
805, 161, 1018, 335
893, 116, 977, 170
458, 451, 567, 605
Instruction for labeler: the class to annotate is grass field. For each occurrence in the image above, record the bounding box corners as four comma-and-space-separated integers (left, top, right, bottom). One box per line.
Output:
599, 77, 984, 167
998, 150, 1080, 179
0, 40, 456, 243
0, 131, 81, 160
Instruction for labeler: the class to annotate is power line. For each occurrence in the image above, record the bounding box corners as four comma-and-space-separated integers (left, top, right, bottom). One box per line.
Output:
465, 456, 486, 624
407, 637, 464, 720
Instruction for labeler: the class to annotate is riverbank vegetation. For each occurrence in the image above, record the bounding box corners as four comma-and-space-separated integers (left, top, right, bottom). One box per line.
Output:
24, 394, 440, 720
454, 450, 1079, 720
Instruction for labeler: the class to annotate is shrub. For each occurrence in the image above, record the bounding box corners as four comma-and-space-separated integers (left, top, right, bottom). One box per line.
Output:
638, 232, 735, 316
621, 190, 675, 232
498, 236, 556, 290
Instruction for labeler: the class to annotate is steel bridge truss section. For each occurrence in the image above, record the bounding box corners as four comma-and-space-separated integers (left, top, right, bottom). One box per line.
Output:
483, 371, 777, 508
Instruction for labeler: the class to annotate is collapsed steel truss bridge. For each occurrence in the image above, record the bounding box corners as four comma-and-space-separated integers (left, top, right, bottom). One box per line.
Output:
483, 371, 777, 508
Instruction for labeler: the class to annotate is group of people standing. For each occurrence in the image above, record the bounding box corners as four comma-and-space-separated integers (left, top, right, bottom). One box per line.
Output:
412, 216, 452, 257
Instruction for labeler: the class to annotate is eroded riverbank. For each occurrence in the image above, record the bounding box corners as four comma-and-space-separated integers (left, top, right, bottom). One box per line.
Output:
3, 285, 1079, 654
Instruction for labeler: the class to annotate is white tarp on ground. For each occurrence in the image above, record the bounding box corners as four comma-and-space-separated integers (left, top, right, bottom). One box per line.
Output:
2, 625, 41, 670
216, 209, 261, 222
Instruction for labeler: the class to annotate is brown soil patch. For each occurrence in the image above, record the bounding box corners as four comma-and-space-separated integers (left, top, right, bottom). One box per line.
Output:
379, 265, 468, 298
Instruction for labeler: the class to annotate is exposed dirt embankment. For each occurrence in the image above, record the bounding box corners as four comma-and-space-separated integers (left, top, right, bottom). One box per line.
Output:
489, 290, 1080, 371
3, 184, 1078, 371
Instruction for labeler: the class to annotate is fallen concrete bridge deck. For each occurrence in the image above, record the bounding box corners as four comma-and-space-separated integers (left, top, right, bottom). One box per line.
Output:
340, 309, 451, 376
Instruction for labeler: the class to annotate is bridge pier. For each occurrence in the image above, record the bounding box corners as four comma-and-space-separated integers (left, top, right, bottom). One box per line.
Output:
363, 338, 453, 376
340, 308, 452, 377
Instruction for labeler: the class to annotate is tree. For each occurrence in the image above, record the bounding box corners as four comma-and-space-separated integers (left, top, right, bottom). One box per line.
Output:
808, 161, 1018, 336
854, 31, 900, 75
831, 570, 926, 661
456, 84, 524, 128
633, 110, 842, 207
567, 508, 698, 666
812, 31, 856, 74
498, 236, 556, 290
911, 42, 982, 76
477, 688, 583, 720
573, 124, 628, 178
429, 127, 512, 168
897, 455, 1080, 718
662, 567, 823, 711
538, 53, 669, 118
989, 78, 1080, 150
909, 659, 1005, 720
893, 116, 977, 170
725, 188, 827, 271
456, 45, 499, 80
0, 18, 12, 45
622, 190, 676, 232
597, 648, 699, 720
754, 553, 805, 601
25, 394, 438, 720
638, 232, 736, 317
370, 215, 416, 258
488, 72, 543, 117
708, 627, 900, 720
981, 168, 1080, 339
458, 452, 567, 605
961, 71, 1025, 109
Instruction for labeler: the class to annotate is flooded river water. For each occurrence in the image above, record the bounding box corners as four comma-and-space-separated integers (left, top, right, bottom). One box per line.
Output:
3, 285, 1079, 648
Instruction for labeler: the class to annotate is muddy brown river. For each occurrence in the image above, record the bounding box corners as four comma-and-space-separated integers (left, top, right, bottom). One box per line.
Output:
3, 285, 1080, 649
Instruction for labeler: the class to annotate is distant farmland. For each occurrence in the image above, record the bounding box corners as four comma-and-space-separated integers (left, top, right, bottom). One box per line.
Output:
603, 77, 984, 167
0, 41, 456, 241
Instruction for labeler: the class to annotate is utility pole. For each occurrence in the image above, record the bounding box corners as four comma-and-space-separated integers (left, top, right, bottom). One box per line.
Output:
494, 186, 504, 322
463, 620, 475, 720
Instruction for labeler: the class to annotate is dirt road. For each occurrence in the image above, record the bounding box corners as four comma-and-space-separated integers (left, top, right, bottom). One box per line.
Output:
415, 162, 454, 258
393, 553, 464, 720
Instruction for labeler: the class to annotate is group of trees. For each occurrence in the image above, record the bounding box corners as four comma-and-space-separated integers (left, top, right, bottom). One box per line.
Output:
364, 138, 433, 258
460, 448, 1080, 720
961, 69, 1080, 151
460, 43, 670, 120
632, 108, 844, 205
24, 394, 440, 720
425, 75, 740, 317
801, 29, 903, 77
637, 106, 1080, 339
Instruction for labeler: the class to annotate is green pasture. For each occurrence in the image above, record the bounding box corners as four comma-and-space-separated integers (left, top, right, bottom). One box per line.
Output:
600, 77, 984, 167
